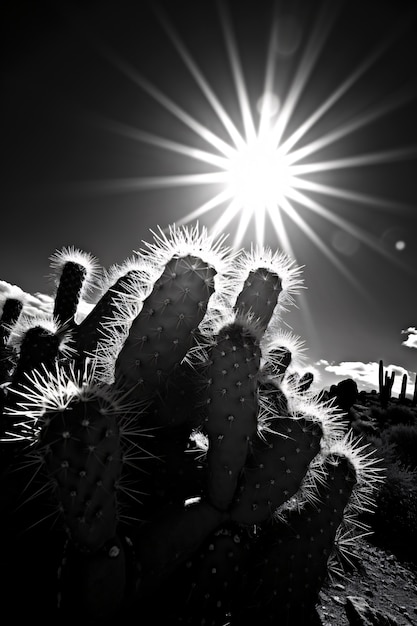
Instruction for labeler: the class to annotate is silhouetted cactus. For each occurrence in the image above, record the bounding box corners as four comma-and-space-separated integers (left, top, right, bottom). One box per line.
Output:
0, 297, 23, 418
413, 374, 417, 407
0, 224, 382, 625
399, 372, 408, 404
379, 359, 395, 409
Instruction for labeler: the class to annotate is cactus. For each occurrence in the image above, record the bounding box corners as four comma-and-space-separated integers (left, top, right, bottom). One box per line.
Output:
0, 296, 23, 418
49, 248, 96, 329
378, 358, 395, 409
0, 224, 383, 625
231, 450, 358, 625
413, 373, 417, 408
0, 297, 23, 377
399, 372, 408, 403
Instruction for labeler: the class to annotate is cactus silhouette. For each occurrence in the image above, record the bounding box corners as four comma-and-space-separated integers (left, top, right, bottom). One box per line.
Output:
0, 224, 382, 625
378, 358, 395, 409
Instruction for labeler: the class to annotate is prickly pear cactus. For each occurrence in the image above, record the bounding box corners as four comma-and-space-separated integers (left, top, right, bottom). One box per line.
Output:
0, 224, 382, 625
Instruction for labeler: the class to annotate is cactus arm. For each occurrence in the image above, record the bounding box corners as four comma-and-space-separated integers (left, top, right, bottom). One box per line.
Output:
399, 373, 407, 403
53, 261, 87, 328
230, 416, 322, 525
0, 298, 23, 412
72, 268, 146, 361
0, 297, 23, 344
379, 359, 395, 408
39, 396, 123, 553
231, 451, 357, 625
204, 321, 260, 512
234, 267, 282, 331
115, 255, 216, 400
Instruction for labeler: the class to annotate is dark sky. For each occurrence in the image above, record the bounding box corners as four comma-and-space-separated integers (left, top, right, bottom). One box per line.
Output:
1, 0, 417, 391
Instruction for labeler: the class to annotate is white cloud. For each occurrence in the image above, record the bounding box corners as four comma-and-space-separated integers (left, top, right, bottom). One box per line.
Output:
402, 327, 417, 349
0, 280, 93, 324
324, 361, 380, 391
316, 358, 330, 367
314, 359, 416, 398
0, 280, 54, 318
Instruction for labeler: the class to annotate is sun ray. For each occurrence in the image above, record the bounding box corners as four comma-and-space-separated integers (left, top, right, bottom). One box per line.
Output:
233, 204, 255, 249
268, 203, 296, 260
270, 1, 343, 149
97, 118, 230, 168
210, 198, 243, 239
258, 17, 279, 140
91, 41, 237, 158
254, 203, 266, 246
285, 85, 416, 164
68, 172, 230, 195
176, 188, 234, 225
290, 146, 417, 175
151, 1, 246, 151
287, 185, 415, 273
279, 20, 409, 155
290, 177, 416, 216
279, 195, 371, 300
217, 0, 257, 143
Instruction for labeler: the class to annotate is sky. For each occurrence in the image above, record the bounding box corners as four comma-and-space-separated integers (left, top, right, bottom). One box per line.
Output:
1, 0, 417, 395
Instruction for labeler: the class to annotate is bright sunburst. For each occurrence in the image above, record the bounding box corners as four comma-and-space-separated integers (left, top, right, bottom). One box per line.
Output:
90, 0, 416, 294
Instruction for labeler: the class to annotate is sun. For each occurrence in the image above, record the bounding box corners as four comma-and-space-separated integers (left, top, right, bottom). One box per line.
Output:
225, 134, 292, 216
215, 114, 296, 246
90, 0, 415, 292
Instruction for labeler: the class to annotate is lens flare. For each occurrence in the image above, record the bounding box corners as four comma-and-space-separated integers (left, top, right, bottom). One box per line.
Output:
81, 1, 416, 295
226, 138, 290, 210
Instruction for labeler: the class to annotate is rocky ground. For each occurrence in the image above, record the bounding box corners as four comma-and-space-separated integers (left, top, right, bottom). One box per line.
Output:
316, 537, 417, 625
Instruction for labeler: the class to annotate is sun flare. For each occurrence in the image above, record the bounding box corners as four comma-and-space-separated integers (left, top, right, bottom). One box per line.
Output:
224, 133, 293, 221
90, 0, 415, 294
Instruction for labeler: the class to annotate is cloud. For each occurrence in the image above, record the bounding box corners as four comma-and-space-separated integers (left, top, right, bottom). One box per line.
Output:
0, 280, 54, 318
323, 361, 381, 391
0, 280, 93, 324
314, 359, 416, 398
402, 327, 417, 349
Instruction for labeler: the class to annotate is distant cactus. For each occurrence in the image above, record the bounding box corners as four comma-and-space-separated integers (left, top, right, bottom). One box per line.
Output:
399, 373, 408, 404
379, 359, 395, 409
0, 297, 23, 416
413, 374, 417, 407
0, 224, 382, 625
